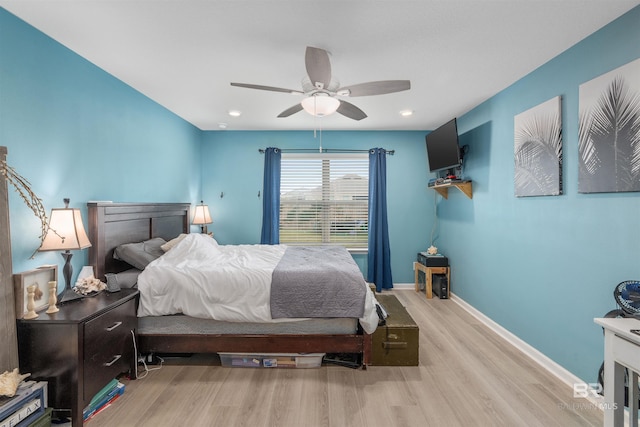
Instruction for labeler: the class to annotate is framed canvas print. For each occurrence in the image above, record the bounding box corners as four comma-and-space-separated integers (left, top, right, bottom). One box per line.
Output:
13, 265, 58, 319
578, 58, 640, 193
514, 96, 563, 197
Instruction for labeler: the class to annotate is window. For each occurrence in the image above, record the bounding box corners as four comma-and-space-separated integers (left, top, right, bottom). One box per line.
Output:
280, 153, 369, 248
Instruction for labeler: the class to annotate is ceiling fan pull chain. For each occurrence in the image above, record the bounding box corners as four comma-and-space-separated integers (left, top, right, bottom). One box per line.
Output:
313, 100, 317, 140
317, 98, 323, 153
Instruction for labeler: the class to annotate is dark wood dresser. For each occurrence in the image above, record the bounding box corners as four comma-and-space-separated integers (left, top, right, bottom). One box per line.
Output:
17, 289, 138, 426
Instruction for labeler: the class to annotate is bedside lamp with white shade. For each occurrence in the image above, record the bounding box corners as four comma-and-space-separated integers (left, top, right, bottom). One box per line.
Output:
192, 200, 212, 234
38, 198, 92, 304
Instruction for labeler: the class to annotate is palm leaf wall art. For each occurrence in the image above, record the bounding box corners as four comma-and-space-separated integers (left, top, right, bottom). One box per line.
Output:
578, 58, 640, 193
514, 96, 563, 197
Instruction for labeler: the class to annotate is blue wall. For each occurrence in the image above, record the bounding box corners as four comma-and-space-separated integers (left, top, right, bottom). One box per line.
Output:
200, 130, 431, 280
445, 7, 640, 382
2, 4, 639, 385
0, 9, 202, 285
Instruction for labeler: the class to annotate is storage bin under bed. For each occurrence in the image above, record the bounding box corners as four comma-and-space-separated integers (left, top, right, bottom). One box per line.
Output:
219, 352, 325, 368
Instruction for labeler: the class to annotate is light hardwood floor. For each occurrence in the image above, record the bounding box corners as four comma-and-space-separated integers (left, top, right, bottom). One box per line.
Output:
85, 290, 602, 427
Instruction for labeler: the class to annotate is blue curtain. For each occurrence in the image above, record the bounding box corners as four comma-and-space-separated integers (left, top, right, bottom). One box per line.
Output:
368, 148, 393, 292
260, 147, 281, 244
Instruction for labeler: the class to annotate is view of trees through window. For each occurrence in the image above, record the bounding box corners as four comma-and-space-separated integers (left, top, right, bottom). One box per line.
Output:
279, 154, 369, 248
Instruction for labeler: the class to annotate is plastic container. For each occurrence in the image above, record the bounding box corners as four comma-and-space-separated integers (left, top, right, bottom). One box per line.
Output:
218, 352, 324, 368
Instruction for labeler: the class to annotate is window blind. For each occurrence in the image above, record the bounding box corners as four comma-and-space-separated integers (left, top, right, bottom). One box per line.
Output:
280, 153, 369, 248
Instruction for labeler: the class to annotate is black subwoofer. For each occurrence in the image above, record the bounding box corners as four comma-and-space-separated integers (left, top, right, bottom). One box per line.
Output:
433, 273, 448, 299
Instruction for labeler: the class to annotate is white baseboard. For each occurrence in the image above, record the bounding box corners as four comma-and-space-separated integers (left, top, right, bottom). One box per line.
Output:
449, 292, 604, 409
388, 286, 607, 411
449, 293, 585, 386
391, 282, 414, 290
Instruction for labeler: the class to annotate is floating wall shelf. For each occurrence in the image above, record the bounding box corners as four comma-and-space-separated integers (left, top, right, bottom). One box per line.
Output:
430, 181, 473, 199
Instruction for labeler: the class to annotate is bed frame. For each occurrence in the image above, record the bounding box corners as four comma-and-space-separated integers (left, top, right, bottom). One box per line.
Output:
87, 202, 371, 366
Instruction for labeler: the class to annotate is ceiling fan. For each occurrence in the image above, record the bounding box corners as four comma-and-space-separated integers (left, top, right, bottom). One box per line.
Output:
230, 46, 410, 121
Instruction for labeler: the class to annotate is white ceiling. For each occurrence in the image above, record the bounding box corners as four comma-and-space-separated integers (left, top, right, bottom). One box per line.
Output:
1, 1, 638, 131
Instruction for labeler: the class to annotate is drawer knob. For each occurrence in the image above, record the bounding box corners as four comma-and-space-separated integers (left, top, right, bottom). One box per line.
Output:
104, 355, 122, 367
106, 321, 123, 332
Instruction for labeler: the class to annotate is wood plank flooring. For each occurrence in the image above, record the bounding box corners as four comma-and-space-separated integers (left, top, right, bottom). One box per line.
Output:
85, 290, 602, 427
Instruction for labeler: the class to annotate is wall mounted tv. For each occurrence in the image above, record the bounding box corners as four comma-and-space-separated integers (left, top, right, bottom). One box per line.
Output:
425, 118, 461, 174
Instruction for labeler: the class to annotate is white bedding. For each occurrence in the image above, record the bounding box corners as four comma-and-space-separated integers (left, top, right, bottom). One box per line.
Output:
137, 234, 379, 334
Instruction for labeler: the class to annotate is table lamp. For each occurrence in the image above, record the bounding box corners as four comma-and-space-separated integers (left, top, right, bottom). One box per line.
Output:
38, 198, 92, 304
192, 200, 212, 234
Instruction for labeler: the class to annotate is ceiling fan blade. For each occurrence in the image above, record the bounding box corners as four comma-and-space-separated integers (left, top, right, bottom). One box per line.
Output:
231, 82, 303, 95
337, 101, 367, 121
305, 46, 332, 90
277, 103, 304, 118
338, 80, 411, 97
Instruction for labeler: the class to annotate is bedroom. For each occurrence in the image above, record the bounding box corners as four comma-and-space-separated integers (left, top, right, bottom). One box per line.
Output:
0, 1, 639, 426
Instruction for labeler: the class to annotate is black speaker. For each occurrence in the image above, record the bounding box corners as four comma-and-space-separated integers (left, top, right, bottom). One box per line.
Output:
432, 274, 448, 299
418, 252, 449, 267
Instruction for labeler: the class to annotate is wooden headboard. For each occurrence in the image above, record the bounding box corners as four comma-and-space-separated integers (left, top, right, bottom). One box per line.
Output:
87, 202, 190, 280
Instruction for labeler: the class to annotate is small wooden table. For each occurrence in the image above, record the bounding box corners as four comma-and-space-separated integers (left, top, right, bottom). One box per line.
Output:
414, 262, 450, 299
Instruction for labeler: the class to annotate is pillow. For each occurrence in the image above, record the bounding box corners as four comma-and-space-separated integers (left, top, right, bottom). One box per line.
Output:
161, 233, 188, 252
113, 237, 167, 270
161, 233, 220, 251
113, 268, 142, 288
105, 268, 142, 289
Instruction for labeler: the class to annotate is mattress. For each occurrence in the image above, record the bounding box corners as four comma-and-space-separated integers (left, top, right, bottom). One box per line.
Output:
137, 234, 380, 334
138, 314, 358, 335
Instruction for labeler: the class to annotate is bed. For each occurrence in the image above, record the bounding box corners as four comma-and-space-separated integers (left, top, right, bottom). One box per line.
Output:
87, 202, 375, 367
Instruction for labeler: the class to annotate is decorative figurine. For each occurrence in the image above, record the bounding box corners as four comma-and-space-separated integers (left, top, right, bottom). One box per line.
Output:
46, 280, 59, 314
427, 245, 438, 255
24, 284, 38, 319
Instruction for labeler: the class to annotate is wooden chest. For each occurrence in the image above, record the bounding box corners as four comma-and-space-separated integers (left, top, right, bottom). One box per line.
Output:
370, 294, 419, 366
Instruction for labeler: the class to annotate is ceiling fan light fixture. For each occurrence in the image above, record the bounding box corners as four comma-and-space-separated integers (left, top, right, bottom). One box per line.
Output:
301, 95, 340, 117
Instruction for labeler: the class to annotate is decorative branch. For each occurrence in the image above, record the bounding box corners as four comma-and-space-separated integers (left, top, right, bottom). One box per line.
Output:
0, 159, 49, 258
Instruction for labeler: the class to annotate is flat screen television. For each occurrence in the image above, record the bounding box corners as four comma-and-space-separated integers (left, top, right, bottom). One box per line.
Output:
425, 118, 461, 173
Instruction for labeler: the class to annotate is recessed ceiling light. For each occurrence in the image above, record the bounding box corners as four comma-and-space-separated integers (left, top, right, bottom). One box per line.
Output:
218, 123, 228, 129
400, 110, 414, 117
228, 110, 241, 117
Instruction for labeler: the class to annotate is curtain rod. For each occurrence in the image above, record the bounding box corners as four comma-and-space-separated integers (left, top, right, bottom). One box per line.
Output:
258, 148, 394, 155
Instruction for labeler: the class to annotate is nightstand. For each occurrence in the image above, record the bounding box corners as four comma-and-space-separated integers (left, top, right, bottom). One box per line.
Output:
17, 289, 139, 427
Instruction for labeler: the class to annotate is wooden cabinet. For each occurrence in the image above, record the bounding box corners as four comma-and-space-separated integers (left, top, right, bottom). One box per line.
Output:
17, 289, 138, 426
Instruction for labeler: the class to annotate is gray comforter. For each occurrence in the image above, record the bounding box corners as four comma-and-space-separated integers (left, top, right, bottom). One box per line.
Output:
270, 246, 367, 319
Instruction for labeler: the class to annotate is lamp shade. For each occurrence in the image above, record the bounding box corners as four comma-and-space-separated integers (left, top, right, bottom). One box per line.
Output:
192, 203, 212, 225
301, 95, 340, 117
39, 207, 91, 251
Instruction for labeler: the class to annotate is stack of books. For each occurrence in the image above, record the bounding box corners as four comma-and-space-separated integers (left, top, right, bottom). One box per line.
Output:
82, 379, 125, 422
0, 381, 47, 427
